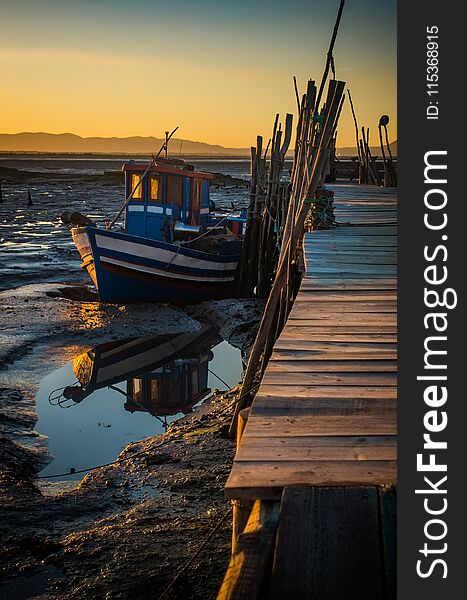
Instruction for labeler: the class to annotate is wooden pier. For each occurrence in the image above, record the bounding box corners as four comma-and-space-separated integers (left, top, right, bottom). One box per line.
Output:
219, 183, 397, 599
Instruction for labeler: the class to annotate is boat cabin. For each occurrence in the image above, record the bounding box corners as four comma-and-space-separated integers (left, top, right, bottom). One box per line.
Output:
122, 158, 213, 243
124, 353, 211, 418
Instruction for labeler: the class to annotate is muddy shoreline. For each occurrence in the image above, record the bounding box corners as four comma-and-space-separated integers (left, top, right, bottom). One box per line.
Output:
0, 158, 260, 598
0, 283, 263, 599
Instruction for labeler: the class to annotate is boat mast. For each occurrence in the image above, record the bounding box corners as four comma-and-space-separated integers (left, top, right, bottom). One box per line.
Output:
106, 126, 179, 230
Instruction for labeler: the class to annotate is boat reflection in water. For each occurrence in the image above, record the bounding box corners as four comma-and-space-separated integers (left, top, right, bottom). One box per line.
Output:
52, 325, 220, 429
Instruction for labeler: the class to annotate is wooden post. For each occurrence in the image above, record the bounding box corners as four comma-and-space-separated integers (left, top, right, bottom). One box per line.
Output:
231, 407, 251, 555
236, 408, 250, 449
378, 123, 389, 186
347, 89, 361, 165
315, 0, 346, 110
237, 146, 258, 295
230, 79, 345, 437
217, 500, 281, 600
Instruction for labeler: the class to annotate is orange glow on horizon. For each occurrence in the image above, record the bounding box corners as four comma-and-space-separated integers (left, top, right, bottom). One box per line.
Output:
0, 2, 397, 150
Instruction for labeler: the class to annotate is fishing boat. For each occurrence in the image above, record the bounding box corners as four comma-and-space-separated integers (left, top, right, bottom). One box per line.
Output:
70, 154, 245, 303
52, 326, 220, 423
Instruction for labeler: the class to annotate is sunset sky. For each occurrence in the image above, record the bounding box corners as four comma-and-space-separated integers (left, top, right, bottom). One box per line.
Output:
0, 0, 396, 148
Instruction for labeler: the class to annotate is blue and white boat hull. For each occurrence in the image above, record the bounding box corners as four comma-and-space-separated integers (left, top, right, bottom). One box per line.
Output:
72, 226, 240, 303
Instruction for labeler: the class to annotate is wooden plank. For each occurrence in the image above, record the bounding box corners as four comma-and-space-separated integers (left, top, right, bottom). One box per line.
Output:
274, 340, 397, 350
267, 349, 397, 361
300, 280, 397, 290
305, 267, 396, 276
283, 302, 397, 312
225, 462, 397, 499
262, 372, 396, 386
217, 500, 280, 600
243, 414, 396, 437
277, 333, 396, 342
267, 359, 397, 372
293, 292, 397, 301
306, 256, 396, 265
305, 236, 396, 245
236, 437, 397, 462
281, 324, 397, 333
307, 226, 396, 235
268, 487, 385, 599
258, 385, 397, 398
287, 314, 397, 324
301, 281, 397, 290
251, 396, 396, 413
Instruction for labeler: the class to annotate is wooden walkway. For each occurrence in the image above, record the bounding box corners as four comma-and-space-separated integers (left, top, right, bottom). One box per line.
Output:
219, 184, 397, 598
226, 184, 397, 500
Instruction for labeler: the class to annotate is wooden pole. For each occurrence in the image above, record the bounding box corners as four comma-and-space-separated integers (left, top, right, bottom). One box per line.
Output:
315, 0, 346, 110
230, 79, 345, 436
347, 89, 361, 164
378, 124, 389, 186
217, 501, 281, 600
293, 76, 301, 114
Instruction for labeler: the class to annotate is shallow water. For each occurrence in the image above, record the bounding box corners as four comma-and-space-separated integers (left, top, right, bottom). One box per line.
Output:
36, 332, 242, 480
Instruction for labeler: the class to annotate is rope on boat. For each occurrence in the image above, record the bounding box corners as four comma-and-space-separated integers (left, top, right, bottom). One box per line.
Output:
178, 204, 240, 246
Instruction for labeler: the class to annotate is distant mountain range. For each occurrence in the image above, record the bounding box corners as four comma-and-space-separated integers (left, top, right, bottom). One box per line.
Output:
337, 140, 397, 158
0, 132, 397, 157
0, 132, 250, 156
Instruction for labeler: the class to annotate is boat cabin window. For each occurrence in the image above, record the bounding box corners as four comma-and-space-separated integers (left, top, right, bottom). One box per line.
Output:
166, 175, 182, 207
131, 378, 143, 401
150, 379, 160, 400
149, 174, 162, 202
130, 174, 143, 199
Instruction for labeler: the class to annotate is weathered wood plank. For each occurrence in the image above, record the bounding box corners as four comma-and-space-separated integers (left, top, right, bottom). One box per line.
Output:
268, 487, 385, 599
283, 302, 397, 312
225, 463, 397, 499
251, 397, 396, 414
300, 280, 397, 290
267, 359, 397, 371
261, 372, 396, 386
281, 325, 397, 343
293, 292, 397, 301
281, 323, 397, 332
236, 438, 397, 462
243, 414, 396, 437
258, 384, 397, 398
267, 348, 397, 361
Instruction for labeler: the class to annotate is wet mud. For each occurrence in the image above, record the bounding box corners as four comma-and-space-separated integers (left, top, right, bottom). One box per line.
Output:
0, 159, 261, 599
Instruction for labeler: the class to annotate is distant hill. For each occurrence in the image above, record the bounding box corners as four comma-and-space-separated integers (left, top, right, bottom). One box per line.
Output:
337, 140, 397, 157
0, 132, 251, 156
0, 132, 397, 158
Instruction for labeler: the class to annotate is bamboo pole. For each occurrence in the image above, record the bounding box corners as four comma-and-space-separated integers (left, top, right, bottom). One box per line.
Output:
315, 0, 346, 110
230, 79, 345, 436
347, 89, 361, 164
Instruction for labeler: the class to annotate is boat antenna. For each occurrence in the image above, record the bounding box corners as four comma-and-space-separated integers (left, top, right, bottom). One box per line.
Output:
164, 130, 170, 158
106, 126, 179, 230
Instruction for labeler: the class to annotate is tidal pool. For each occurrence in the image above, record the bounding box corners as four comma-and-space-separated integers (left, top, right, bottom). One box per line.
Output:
35, 327, 242, 480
